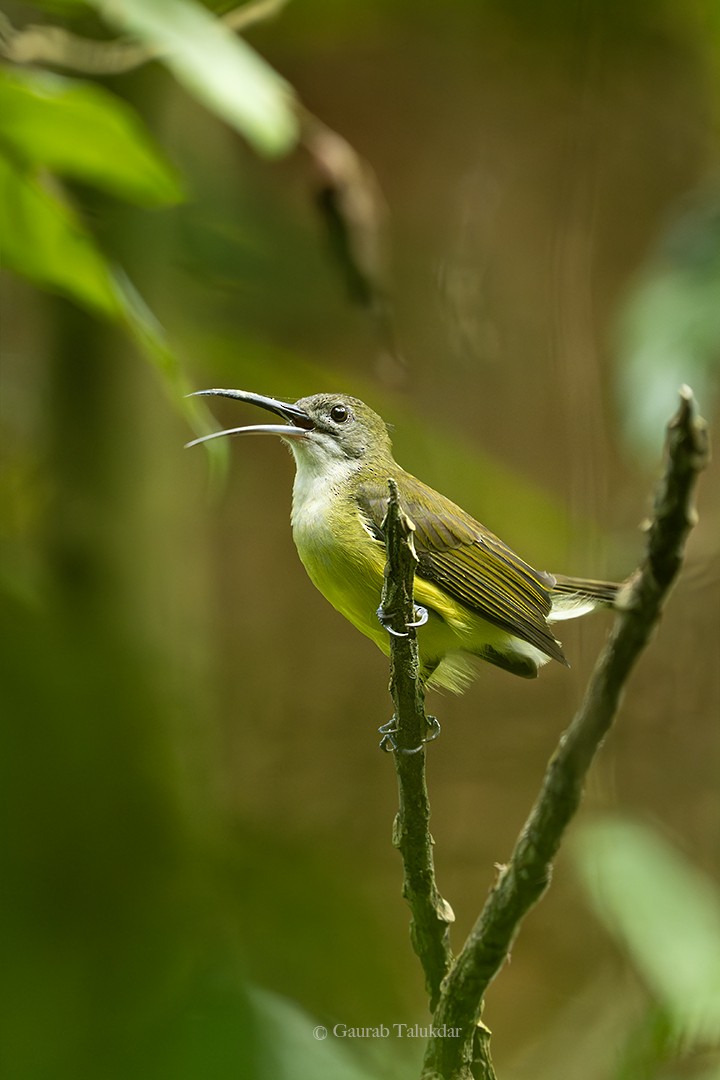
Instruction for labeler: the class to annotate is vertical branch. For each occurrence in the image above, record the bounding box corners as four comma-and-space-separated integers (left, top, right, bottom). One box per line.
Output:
380, 480, 455, 1012
422, 388, 709, 1079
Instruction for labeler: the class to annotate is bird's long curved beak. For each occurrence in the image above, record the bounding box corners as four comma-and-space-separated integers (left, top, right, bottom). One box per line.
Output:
184, 389, 314, 449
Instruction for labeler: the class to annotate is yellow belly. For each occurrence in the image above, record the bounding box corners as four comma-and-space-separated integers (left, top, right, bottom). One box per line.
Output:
291, 513, 533, 692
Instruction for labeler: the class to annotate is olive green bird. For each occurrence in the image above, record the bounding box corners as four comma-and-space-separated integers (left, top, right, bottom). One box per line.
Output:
187, 390, 620, 692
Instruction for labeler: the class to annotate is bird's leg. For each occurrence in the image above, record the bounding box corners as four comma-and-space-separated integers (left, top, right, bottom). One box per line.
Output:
376, 603, 429, 637
378, 714, 441, 754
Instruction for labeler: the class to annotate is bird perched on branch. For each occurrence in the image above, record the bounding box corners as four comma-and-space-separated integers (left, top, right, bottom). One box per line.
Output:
188, 390, 620, 692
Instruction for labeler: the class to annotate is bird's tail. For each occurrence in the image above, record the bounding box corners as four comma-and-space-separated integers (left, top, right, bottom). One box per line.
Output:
549, 574, 621, 622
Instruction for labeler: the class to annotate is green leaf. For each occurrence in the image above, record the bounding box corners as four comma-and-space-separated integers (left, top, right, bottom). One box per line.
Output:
0, 148, 221, 455
0, 66, 183, 206
90, 0, 299, 157
0, 149, 121, 316
574, 818, 720, 1047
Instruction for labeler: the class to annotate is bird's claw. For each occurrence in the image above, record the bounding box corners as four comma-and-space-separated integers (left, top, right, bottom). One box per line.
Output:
378, 715, 441, 754
408, 605, 429, 628
376, 604, 429, 638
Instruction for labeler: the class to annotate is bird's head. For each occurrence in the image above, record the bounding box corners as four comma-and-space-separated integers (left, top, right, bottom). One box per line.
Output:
186, 389, 394, 471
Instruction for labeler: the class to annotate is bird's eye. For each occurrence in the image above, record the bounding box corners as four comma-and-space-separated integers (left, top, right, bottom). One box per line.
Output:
330, 403, 349, 423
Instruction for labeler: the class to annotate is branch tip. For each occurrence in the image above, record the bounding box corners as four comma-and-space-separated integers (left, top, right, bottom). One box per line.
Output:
422, 391, 708, 1080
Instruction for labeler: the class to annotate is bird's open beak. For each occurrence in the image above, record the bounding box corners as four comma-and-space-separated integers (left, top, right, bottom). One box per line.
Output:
184, 389, 314, 448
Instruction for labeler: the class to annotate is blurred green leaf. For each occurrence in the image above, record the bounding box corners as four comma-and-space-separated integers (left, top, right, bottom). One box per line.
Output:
90, 0, 299, 156
0, 144, 220, 454
0, 67, 184, 206
0, 149, 121, 316
113, 271, 229, 471
574, 819, 720, 1048
616, 194, 720, 457
251, 986, 404, 1080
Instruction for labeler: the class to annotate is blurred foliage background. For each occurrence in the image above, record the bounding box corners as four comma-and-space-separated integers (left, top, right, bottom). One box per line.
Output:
1, 1, 719, 1078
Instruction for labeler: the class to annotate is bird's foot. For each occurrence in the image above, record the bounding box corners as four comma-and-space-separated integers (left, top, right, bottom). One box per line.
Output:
376, 603, 429, 638
409, 605, 429, 628
378, 715, 441, 754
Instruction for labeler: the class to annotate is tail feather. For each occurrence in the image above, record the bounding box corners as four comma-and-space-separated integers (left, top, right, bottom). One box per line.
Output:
549, 574, 621, 622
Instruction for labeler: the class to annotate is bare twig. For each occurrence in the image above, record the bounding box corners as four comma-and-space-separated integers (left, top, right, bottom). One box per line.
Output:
299, 108, 402, 372
0, 0, 291, 73
381, 479, 455, 1011
422, 387, 709, 1080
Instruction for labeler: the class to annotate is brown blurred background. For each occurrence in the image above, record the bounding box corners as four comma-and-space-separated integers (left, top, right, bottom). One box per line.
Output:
1, 2, 719, 1078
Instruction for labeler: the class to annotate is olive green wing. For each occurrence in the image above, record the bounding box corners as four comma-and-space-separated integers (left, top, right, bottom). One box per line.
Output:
355, 470, 566, 663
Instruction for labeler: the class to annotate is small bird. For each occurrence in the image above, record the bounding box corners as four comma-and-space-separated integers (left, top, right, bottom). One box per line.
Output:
188, 390, 620, 693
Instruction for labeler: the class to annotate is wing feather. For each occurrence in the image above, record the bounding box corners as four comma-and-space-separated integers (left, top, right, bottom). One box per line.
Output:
356, 470, 565, 663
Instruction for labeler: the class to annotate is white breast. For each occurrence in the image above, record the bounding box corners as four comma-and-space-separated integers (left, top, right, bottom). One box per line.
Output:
291, 454, 339, 519
289, 451, 361, 553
